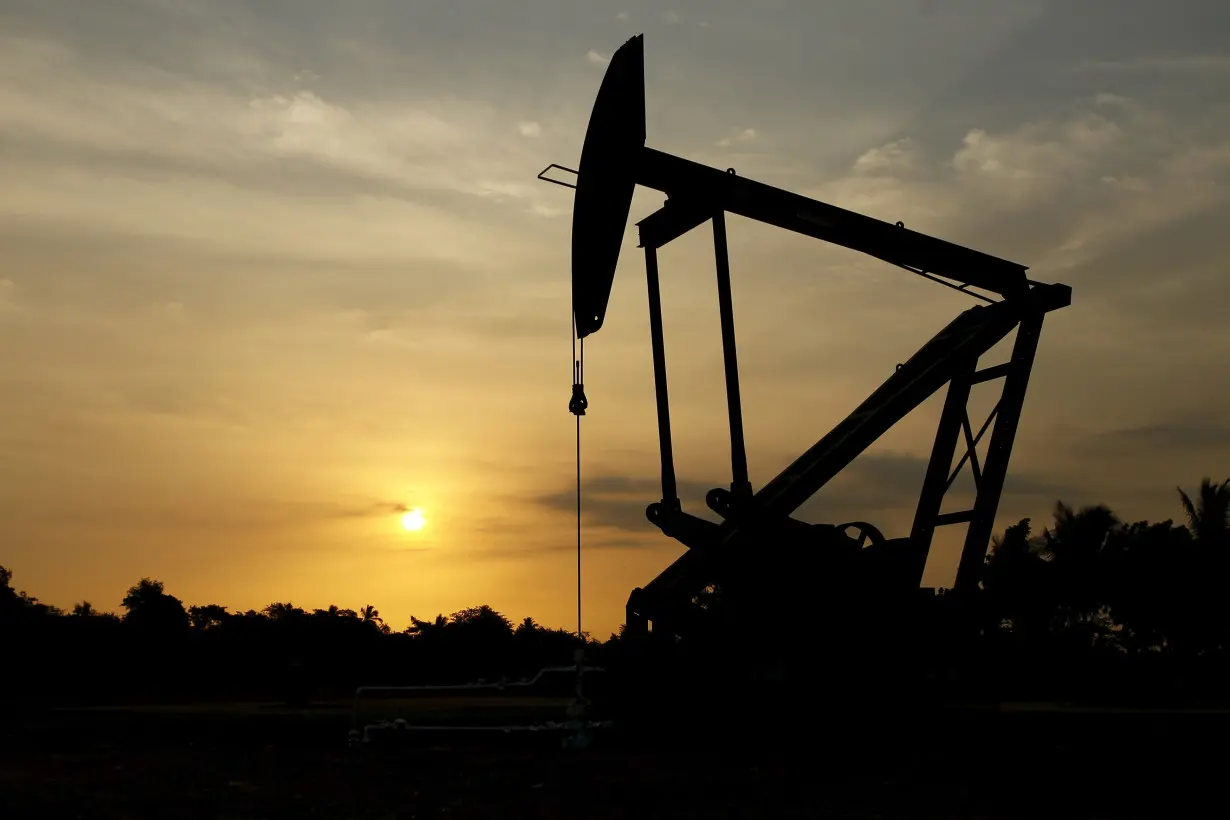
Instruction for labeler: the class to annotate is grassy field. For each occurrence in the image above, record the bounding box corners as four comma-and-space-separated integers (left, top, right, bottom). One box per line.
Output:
2, 699, 1228, 818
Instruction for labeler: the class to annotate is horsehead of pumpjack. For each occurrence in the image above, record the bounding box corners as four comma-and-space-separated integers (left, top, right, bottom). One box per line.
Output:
550, 34, 1071, 637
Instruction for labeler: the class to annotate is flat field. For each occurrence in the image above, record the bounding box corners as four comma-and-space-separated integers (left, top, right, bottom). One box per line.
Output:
2, 699, 1227, 818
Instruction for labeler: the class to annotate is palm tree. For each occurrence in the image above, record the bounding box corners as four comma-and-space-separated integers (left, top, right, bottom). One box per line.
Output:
1040, 502, 1121, 636
1044, 502, 1121, 562
359, 605, 383, 627
1177, 477, 1230, 546
1173, 478, 1230, 654
407, 613, 447, 638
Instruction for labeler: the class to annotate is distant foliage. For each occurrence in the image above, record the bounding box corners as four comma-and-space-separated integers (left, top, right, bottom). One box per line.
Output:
0, 560, 591, 704
977, 477, 1230, 660
3, 475, 1229, 705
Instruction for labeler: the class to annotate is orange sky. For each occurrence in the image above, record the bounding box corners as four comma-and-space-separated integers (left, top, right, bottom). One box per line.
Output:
3, 1, 1230, 638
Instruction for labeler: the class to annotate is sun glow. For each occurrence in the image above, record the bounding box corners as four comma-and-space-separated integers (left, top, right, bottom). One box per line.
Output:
401, 508, 426, 532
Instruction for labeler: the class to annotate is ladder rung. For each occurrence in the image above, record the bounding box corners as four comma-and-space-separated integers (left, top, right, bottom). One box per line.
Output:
934, 509, 976, 526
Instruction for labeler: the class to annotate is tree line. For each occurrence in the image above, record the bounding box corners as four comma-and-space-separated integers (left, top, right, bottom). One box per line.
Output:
3, 476, 1228, 706
1, 571, 594, 704
948, 476, 1230, 703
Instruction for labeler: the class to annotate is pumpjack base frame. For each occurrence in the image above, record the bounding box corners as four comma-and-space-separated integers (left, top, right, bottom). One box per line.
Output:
624, 198, 1069, 639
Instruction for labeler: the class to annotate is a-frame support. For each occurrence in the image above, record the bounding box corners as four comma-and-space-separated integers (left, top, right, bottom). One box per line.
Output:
911, 311, 1048, 593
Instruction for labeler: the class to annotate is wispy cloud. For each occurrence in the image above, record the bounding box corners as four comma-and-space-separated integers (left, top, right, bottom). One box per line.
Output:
795, 93, 1230, 282
1084, 419, 1230, 456
852, 138, 918, 175
6, 493, 415, 533
531, 456, 1070, 540
0, 34, 574, 256
1075, 55, 1230, 74
534, 475, 718, 537
717, 127, 757, 147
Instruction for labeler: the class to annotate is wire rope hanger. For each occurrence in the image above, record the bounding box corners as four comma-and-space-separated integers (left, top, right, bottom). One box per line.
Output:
564, 312, 591, 747
568, 315, 587, 647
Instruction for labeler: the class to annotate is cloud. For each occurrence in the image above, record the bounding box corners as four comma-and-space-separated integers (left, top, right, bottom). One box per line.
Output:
662, 11, 680, 24
1043, 413, 1230, 521
716, 127, 757, 147
798, 451, 1073, 527
517, 120, 542, 137
328, 500, 411, 519
616, 12, 629, 22
0, 33, 574, 244
533, 455, 1070, 539
852, 138, 918, 175
530, 202, 569, 218
1084, 420, 1230, 455
534, 475, 719, 537
951, 111, 1122, 192
1076, 55, 1230, 74
793, 91, 1230, 288
586, 50, 608, 67
7, 493, 416, 533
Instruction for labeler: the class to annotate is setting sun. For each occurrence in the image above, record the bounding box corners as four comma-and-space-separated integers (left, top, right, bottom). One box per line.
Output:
401, 508, 426, 532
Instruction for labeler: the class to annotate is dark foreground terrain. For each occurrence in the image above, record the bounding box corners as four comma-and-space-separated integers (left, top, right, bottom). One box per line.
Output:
3, 699, 1229, 819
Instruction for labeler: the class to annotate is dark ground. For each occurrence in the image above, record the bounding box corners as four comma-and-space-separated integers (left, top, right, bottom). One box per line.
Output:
2, 699, 1228, 819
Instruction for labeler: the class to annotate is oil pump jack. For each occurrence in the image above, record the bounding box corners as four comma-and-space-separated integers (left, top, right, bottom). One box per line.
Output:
540, 35, 1071, 645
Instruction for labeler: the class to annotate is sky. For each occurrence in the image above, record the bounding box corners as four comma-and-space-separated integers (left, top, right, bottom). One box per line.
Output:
2, 0, 1229, 638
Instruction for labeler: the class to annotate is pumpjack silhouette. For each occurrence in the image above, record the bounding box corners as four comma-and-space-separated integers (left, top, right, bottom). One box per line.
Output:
542, 35, 1071, 648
